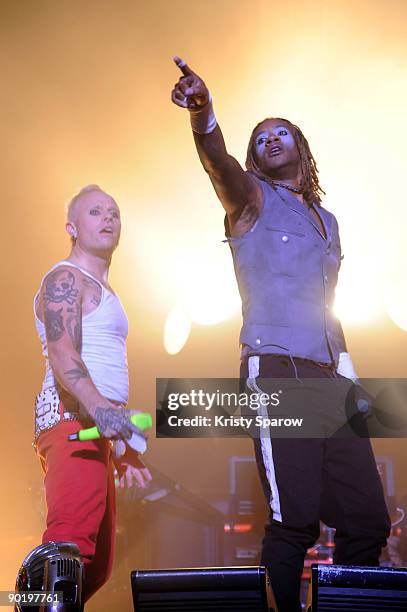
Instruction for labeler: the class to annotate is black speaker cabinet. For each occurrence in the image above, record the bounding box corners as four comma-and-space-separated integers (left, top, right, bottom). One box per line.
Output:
310, 564, 407, 611
130, 566, 277, 611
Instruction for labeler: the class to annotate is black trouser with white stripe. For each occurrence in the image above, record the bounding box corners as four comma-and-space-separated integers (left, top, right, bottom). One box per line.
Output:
240, 354, 391, 612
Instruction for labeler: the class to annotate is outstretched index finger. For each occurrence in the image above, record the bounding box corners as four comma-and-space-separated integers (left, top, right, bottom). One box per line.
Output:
173, 56, 194, 77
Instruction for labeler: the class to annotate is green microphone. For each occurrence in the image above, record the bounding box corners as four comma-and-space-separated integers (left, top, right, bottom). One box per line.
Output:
68, 412, 152, 453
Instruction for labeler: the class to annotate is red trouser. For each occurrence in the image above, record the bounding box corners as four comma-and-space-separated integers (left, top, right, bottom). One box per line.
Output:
37, 419, 116, 602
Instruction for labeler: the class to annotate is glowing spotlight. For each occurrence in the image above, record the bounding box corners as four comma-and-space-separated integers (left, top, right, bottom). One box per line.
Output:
164, 306, 191, 355
163, 245, 241, 354
184, 259, 241, 326
333, 269, 383, 325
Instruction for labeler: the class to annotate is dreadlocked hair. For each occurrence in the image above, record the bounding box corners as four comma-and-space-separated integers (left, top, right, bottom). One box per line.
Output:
245, 117, 325, 206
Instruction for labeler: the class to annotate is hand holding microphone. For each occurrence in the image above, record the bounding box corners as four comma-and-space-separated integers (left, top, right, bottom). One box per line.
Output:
68, 408, 152, 454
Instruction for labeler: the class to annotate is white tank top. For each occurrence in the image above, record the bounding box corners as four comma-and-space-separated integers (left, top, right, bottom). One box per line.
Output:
34, 260, 129, 403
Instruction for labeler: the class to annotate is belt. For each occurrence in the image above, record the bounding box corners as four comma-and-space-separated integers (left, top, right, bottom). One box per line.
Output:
291, 356, 336, 370
253, 354, 336, 371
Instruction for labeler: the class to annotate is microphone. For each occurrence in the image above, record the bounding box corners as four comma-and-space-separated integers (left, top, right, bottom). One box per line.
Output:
67, 412, 152, 454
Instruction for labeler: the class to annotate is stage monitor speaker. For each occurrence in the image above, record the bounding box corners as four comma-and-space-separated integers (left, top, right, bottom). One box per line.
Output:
309, 564, 407, 611
130, 566, 277, 611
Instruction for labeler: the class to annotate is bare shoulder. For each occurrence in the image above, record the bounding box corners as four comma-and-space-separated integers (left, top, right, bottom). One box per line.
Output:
39, 265, 84, 348
41, 265, 84, 306
227, 174, 263, 237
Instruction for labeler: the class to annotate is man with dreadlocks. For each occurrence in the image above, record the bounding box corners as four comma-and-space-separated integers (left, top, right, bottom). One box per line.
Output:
171, 58, 390, 611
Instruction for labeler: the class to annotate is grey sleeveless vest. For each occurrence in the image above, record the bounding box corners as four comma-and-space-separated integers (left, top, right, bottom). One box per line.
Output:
227, 176, 346, 365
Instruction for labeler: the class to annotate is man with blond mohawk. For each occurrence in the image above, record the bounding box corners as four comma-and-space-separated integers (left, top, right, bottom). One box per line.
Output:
171, 58, 390, 611
17, 185, 151, 608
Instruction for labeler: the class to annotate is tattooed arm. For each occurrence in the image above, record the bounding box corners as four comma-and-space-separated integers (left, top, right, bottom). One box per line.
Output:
39, 266, 138, 439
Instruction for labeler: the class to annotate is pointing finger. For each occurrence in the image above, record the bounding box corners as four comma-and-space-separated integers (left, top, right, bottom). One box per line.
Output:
173, 56, 194, 77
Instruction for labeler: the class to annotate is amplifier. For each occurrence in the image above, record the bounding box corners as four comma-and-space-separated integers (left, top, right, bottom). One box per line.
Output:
130, 566, 277, 611
310, 564, 407, 611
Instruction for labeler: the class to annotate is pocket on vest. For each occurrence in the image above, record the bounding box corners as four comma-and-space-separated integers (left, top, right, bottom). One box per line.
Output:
265, 227, 306, 277
240, 324, 292, 351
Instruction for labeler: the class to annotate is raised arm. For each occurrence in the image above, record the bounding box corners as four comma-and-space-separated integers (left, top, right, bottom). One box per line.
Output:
39, 266, 139, 440
171, 57, 261, 227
